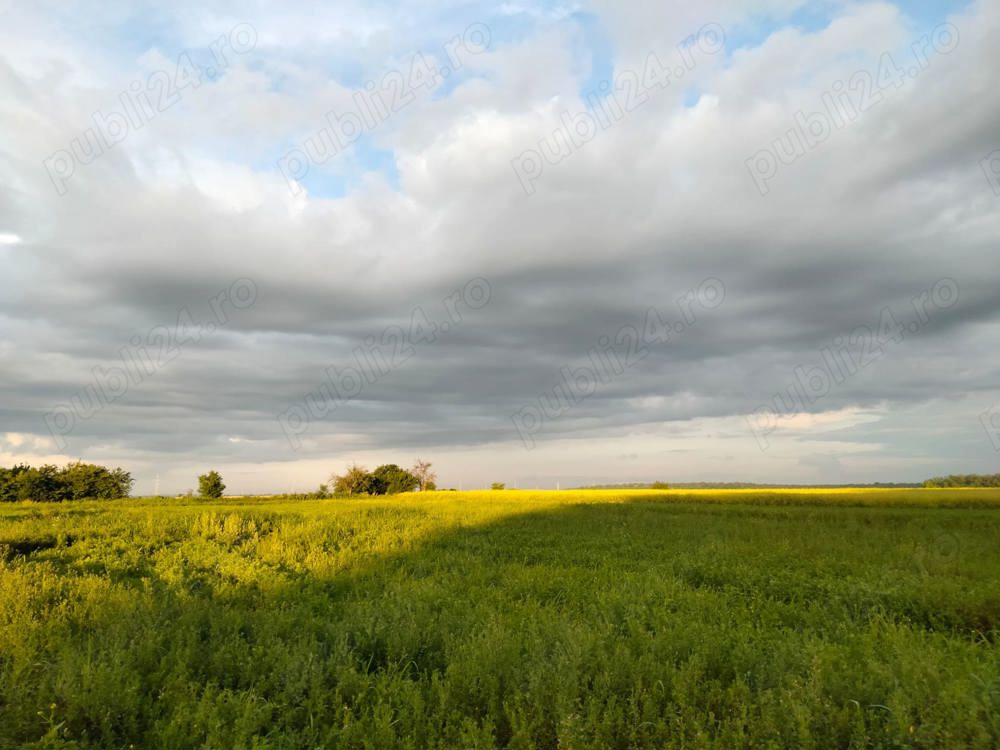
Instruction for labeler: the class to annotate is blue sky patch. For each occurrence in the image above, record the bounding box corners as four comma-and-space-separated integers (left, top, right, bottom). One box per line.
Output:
571, 11, 616, 103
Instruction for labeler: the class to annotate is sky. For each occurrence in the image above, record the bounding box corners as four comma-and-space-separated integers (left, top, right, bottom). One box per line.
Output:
1, 0, 998, 494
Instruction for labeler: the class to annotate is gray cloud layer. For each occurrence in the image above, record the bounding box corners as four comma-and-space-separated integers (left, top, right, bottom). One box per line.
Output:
1, 0, 998, 492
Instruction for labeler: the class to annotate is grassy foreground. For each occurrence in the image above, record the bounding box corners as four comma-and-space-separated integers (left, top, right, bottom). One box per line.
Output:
1, 489, 999, 749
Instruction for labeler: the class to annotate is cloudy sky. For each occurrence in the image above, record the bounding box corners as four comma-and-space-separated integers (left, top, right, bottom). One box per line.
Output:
1, 0, 998, 493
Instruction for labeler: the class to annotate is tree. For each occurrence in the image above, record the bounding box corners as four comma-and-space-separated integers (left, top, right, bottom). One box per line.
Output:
491, 482, 506, 490
923, 473, 1000, 488
371, 464, 419, 494
0, 464, 30, 502
198, 470, 225, 499
17, 465, 66, 502
411, 459, 436, 492
0, 462, 129, 502
331, 464, 371, 496
650, 481, 670, 490
59, 461, 133, 499
106, 468, 134, 498
356, 472, 387, 496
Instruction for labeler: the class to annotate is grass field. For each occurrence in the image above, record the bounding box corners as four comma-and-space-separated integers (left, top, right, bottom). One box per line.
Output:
1, 489, 999, 749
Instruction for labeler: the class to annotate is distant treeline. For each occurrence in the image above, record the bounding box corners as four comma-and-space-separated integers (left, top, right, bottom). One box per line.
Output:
923, 474, 1000, 488
0, 462, 133, 502
579, 482, 922, 489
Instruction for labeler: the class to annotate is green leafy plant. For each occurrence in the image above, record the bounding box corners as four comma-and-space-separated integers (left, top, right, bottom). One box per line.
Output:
197, 470, 225, 499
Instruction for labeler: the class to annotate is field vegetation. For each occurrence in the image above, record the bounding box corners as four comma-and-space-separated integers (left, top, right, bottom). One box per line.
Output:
1, 488, 998, 749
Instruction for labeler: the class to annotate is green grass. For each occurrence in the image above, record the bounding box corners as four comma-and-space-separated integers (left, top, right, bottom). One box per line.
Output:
1, 489, 999, 749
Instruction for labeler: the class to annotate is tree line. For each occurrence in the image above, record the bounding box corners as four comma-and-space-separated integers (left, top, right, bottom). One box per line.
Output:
189, 461, 437, 499
923, 473, 1000, 488
0, 462, 133, 502
327, 460, 436, 497
0, 460, 437, 502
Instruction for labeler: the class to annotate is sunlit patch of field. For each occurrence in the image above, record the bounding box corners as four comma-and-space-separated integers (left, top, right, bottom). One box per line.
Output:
2, 489, 999, 748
